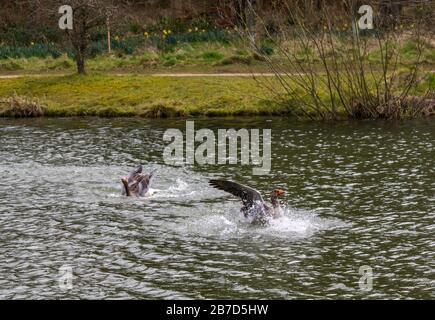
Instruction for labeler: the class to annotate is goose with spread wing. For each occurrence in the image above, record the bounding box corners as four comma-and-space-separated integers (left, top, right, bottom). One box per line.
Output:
121, 165, 157, 197
209, 179, 285, 225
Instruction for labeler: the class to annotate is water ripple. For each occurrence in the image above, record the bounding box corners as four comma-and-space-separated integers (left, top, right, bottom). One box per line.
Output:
0, 118, 433, 299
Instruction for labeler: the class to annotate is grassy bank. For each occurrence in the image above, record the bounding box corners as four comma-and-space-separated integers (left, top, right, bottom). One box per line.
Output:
0, 72, 433, 119
0, 74, 285, 117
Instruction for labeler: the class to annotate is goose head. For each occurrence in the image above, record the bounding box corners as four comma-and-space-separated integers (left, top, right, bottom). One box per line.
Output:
270, 188, 285, 207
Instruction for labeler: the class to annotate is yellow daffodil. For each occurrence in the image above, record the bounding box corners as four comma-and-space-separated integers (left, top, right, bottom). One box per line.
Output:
188, 28, 192, 33
195, 27, 199, 32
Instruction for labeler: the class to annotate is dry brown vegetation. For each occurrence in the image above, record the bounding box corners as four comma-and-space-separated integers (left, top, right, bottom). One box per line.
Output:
0, 95, 47, 117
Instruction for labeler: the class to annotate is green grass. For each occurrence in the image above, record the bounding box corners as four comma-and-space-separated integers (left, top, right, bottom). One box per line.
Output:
0, 74, 287, 117
1, 36, 433, 75
0, 70, 432, 118
0, 43, 62, 59
0, 41, 270, 74
0, 36, 433, 119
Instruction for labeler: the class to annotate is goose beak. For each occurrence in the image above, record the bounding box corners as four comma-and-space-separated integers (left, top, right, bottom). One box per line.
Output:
276, 189, 286, 196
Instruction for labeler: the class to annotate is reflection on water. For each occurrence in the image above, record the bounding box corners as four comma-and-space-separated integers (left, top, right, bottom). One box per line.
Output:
0, 117, 433, 299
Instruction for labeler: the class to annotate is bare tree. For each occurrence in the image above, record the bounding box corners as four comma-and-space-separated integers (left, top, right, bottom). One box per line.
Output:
59, 0, 117, 74
17, 0, 117, 74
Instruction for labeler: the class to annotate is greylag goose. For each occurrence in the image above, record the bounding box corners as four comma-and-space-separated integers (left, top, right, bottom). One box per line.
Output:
209, 179, 285, 225
121, 165, 157, 197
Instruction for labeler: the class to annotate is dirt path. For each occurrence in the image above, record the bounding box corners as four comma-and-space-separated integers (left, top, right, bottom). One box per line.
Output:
149, 73, 282, 77
0, 72, 291, 79
1, 71, 433, 79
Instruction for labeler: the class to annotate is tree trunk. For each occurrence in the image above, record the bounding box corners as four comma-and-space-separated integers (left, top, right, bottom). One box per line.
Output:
75, 49, 86, 74
70, 27, 88, 74
107, 16, 111, 54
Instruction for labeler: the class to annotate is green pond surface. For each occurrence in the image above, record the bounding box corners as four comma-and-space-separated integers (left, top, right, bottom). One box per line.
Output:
0, 117, 433, 299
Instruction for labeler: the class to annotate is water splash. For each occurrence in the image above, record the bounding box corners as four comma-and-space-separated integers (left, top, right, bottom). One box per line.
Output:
257, 207, 346, 238
179, 204, 344, 240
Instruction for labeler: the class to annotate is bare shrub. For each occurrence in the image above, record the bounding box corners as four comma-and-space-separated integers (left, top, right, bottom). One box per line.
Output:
0, 95, 47, 117
235, 0, 434, 120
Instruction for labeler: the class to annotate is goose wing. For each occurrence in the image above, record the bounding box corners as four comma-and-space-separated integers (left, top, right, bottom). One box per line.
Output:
209, 179, 264, 209
137, 169, 157, 197
123, 166, 157, 197
127, 165, 143, 182
122, 165, 143, 196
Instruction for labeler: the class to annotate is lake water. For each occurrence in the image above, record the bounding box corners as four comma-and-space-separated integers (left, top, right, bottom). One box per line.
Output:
0, 117, 433, 299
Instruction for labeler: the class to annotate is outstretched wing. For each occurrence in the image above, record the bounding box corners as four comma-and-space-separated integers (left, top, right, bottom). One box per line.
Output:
209, 179, 264, 209
128, 165, 143, 182
123, 166, 156, 197
137, 169, 157, 197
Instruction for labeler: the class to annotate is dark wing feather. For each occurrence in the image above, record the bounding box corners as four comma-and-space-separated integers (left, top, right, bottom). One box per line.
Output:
209, 179, 264, 209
